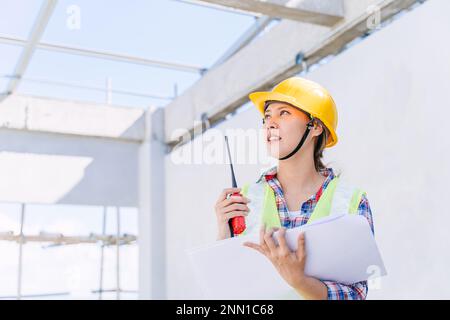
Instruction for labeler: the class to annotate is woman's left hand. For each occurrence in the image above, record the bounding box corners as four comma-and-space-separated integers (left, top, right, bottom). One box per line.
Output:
243, 225, 308, 290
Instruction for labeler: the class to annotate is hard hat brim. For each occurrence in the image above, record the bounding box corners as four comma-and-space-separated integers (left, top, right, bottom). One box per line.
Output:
249, 91, 337, 148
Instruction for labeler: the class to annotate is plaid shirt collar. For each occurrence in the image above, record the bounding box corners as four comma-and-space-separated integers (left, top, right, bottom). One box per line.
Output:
255, 165, 278, 183
256, 165, 335, 182
255, 165, 336, 200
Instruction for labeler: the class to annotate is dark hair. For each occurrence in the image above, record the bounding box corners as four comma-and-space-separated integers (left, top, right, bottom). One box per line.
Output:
312, 118, 328, 172
264, 100, 328, 172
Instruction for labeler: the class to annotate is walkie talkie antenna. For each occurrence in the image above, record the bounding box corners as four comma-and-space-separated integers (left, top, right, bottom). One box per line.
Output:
224, 135, 237, 238
225, 136, 238, 188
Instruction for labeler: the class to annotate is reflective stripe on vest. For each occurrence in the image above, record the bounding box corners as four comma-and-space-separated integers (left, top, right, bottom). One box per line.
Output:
239, 176, 366, 236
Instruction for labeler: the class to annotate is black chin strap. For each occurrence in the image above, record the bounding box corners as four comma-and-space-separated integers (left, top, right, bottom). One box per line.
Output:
279, 118, 315, 161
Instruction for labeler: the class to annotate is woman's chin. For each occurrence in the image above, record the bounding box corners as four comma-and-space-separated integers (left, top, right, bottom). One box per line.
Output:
267, 144, 284, 159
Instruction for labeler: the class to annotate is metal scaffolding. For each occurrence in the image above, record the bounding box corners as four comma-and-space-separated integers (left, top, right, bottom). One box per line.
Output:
0, 204, 137, 300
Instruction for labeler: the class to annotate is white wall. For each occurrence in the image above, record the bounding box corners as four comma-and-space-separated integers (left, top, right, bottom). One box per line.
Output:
164, 0, 450, 299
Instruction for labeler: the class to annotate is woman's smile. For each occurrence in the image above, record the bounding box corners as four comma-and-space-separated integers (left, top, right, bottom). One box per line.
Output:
267, 131, 282, 143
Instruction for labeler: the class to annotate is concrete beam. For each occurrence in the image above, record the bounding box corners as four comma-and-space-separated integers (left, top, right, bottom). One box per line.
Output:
198, 0, 345, 26
0, 0, 57, 102
165, 0, 423, 149
0, 94, 146, 142
0, 35, 206, 75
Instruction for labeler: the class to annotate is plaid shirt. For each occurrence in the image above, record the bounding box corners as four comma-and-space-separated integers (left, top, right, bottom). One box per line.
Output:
256, 166, 374, 300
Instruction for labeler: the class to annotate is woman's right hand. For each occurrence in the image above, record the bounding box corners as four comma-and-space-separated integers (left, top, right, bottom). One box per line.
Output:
215, 187, 251, 240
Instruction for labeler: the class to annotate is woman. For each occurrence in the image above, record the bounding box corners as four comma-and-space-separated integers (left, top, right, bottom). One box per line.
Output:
214, 77, 374, 300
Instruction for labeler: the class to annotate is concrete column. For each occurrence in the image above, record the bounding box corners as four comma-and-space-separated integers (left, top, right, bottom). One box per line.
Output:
138, 107, 166, 299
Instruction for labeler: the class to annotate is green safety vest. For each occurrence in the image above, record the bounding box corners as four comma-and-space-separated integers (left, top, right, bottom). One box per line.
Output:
238, 176, 366, 300
239, 176, 366, 236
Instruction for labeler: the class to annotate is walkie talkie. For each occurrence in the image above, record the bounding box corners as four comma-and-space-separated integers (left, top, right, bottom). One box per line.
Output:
224, 136, 246, 237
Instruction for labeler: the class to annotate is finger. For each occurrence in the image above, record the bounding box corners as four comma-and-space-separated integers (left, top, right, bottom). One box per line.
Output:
216, 188, 241, 205
222, 203, 249, 213
224, 211, 249, 220
259, 224, 266, 244
276, 228, 290, 256
259, 224, 269, 252
296, 232, 306, 259
264, 228, 278, 253
243, 242, 265, 255
219, 196, 250, 209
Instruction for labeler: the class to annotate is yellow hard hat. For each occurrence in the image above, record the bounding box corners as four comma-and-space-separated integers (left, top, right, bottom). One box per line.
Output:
249, 77, 338, 148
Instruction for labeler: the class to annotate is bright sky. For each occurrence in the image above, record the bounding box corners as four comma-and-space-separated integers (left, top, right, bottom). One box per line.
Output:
0, 0, 257, 107
0, 0, 258, 299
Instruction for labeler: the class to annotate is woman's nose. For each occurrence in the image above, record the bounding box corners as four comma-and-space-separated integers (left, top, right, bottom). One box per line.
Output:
265, 117, 278, 128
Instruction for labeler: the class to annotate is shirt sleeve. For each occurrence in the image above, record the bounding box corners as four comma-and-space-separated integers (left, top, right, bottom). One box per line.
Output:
321, 193, 374, 300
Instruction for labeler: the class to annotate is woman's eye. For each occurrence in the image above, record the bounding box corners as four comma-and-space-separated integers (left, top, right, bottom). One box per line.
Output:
280, 110, 289, 116
264, 114, 271, 120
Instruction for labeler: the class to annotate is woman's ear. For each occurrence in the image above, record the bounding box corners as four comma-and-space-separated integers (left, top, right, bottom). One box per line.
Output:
311, 122, 323, 138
